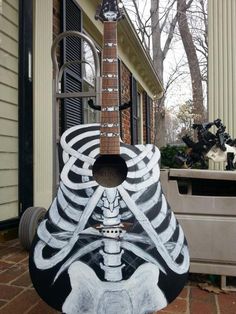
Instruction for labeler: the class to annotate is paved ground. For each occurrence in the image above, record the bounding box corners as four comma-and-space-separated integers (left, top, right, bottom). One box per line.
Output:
0, 239, 235, 314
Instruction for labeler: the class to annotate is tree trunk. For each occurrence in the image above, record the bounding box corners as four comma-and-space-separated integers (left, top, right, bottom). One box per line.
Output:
177, 0, 204, 123
151, 0, 166, 147
151, 0, 163, 79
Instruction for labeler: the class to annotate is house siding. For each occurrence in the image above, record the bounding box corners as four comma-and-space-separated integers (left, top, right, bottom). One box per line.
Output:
0, 0, 19, 220
33, 0, 53, 208
208, 0, 236, 169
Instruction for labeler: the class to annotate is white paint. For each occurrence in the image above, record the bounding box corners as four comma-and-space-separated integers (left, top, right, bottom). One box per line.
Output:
32, 124, 190, 313
100, 132, 120, 137
63, 262, 167, 314
105, 43, 117, 47
101, 123, 119, 127
102, 88, 119, 93
102, 74, 118, 78
118, 185, 189, 274
103, 58, 118, 62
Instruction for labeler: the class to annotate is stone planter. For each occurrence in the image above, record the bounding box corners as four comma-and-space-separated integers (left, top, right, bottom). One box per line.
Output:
160, 169, 236, 280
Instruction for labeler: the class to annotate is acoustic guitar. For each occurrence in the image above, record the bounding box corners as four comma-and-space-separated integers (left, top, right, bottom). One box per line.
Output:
29, 1, 189, 313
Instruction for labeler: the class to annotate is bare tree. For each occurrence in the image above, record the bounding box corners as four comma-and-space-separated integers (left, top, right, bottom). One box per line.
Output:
165, 109, 180, 143
123, 0, 208, 145
176, 100, 196, 139
187, 0, 208, 83
150, 0, 180, 147
177, 0, 205, 123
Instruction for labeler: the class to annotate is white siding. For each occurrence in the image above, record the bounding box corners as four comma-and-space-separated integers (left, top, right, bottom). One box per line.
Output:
33, 0, 53, 208
208, 0, 236, 170
0, 0, 19, 220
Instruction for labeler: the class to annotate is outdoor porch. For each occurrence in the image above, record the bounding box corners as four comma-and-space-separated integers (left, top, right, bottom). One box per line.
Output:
0, 239, 235, 314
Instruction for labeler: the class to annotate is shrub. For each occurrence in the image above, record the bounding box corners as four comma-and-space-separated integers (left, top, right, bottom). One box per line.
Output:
160, 145, 186, 168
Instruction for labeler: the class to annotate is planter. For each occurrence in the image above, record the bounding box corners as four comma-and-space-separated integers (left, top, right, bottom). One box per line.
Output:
160, 169, 236, 277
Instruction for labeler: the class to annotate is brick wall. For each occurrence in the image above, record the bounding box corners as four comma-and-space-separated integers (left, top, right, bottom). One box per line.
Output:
53, 0, 61, 63
53, 0, 61, 40
120, 62, 132, 144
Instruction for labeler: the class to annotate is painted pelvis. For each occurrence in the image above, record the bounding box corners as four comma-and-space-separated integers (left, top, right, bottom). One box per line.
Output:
63, 262, 167, 314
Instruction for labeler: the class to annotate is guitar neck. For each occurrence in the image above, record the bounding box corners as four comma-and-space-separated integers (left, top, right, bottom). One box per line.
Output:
100, 21, 120, 155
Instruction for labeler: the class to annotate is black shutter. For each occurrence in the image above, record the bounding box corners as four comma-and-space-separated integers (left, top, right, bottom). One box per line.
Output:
131, 76, 138, 144
145, 93, 152, 143
61, 0, 83, 131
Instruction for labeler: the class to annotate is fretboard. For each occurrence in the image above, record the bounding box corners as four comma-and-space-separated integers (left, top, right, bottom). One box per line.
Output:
100, 21, 120, 155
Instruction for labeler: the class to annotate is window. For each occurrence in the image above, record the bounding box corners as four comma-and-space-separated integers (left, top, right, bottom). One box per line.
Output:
82, 40, 101, 124
131, 76, 145, 144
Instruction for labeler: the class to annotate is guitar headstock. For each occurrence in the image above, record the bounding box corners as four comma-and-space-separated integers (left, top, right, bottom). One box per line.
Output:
95, 0, 124, 22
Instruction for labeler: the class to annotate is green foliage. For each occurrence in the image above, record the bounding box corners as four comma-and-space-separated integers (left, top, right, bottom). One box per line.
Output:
160, 145, 186, 168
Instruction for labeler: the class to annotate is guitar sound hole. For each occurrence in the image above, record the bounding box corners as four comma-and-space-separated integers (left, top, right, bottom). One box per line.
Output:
93, 155, 128, 188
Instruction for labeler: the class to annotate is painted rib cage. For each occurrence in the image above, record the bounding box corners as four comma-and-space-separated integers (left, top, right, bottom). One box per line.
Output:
33, 124, 189, 283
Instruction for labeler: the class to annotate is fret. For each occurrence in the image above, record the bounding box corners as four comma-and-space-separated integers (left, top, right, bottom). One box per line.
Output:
104, 43, 117, 47
102, 85, 118, 90
102, 74, 118, 79
101, 106, 119, 112
102, 58, 118, 63
101, 123, 119, 128
100, 125, 119, 130
102, 74, 119, 79
101, 102, 119, 108
103, 55, 117, 60
103, 76, 118, 81
100, 132, 120, 137
102, 88, 118, 92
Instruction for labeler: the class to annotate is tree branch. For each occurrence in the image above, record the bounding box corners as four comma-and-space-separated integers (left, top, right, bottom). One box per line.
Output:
162, 12, 178, 60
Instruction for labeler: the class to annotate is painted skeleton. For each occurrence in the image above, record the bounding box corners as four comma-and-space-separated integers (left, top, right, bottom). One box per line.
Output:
32, 124, 189, 313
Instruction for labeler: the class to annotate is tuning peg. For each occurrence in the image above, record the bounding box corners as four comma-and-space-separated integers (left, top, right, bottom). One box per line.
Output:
95, 5, 102, 21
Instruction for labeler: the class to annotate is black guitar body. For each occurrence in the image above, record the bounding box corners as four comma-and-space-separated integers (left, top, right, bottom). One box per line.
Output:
29, 124, 189, 314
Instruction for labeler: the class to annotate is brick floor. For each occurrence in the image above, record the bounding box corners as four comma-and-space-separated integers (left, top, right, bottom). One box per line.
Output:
0, 239, 235, 314
0, 239, 58, 314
